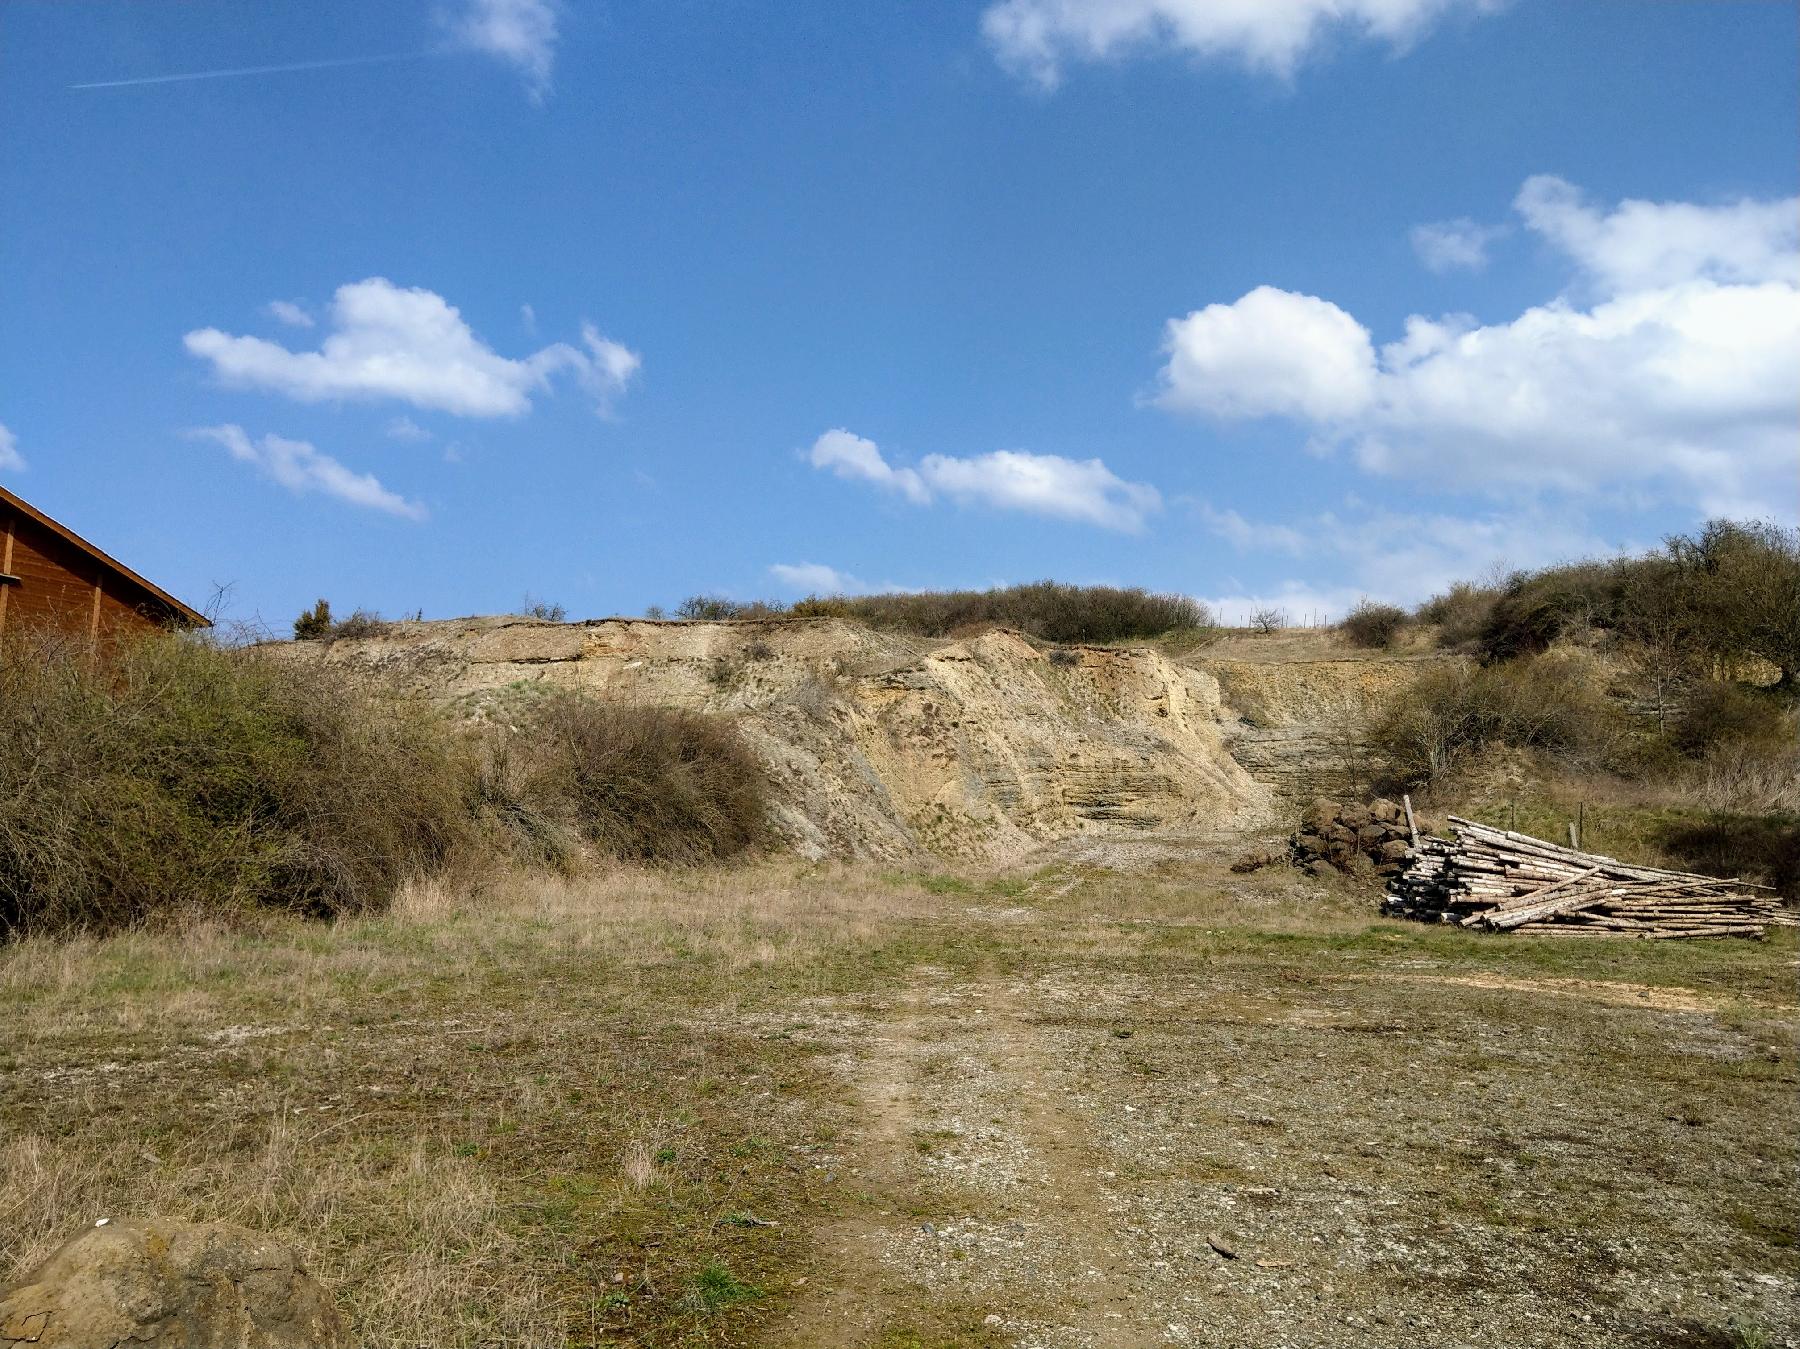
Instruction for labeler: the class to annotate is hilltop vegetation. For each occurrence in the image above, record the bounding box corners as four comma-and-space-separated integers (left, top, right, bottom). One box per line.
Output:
661, 581, 1214, 645
1364, 518, 1799, 895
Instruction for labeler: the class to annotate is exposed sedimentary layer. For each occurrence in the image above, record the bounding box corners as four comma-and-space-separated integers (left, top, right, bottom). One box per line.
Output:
279, 616, 1274, 862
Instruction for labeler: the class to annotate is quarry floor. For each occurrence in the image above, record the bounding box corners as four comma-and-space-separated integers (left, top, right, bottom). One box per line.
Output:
2, 834, 1796, 1349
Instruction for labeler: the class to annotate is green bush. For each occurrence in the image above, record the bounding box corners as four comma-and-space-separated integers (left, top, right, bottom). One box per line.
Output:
789, 581, 1213, 644
1339, 601, 1408, 649
292, 599, 394, 642
511, 693, 768, 864
293, 598, 333, 640
0, 631, 468, 936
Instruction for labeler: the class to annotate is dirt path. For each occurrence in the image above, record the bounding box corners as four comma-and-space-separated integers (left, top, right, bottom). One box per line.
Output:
781, 965, 1168, 1348
770, 837, 1798, 1349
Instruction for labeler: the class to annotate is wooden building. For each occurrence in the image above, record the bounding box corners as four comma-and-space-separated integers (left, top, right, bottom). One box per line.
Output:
0, 485, 208, 639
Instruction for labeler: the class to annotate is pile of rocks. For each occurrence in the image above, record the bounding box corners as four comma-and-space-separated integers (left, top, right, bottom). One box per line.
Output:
1290, 797, 1413, 879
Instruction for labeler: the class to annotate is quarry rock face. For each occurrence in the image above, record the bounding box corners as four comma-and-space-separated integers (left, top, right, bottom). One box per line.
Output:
1205, 656, 1427, 803
0, 1218, 350, 1348
281, 616, 1276, 861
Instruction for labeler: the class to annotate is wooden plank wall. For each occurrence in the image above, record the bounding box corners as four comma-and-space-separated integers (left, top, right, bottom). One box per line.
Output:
0, 507, 178, 640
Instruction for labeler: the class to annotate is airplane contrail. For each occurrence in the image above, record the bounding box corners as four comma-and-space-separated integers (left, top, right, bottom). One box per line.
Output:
70, 51, 428, 91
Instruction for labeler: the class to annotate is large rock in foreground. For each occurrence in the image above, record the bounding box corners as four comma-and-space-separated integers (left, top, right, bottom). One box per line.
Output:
0, 1218, 349, 1348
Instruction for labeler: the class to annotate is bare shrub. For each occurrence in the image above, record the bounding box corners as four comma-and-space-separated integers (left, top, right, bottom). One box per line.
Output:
789, 581, 1214, 644
1339, 600, 1409, 649
674, 596, 784, 620
513, 693, 768, 863
0, 630, 468, 937
1249, 607, 1287, 636
1414, 582, 1499, 648
519, 595, 567, 623
327, 609, 393, 641
1366, 653, 1627, 791
1047, 646, 1080, 667
1669, 682, 1791, 760
1685, 740, 1800, 815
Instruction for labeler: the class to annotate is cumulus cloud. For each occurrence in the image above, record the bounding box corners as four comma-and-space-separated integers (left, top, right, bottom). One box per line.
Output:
185, 278, 639, 419
769, 562, 866, 594
983, 0, 1501, 86
192, 424, 426, 521
1410, 217, 1504, 272
1156, 286, 1377, 421
807, 428, 1160, 531
0, 422, 24, 472
446, 0, 560, 100
1156, 178, 1800, 517
265, 299, 314, 328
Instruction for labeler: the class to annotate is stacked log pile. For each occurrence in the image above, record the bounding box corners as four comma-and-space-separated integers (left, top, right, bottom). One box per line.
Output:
1384, 815, 1779, 939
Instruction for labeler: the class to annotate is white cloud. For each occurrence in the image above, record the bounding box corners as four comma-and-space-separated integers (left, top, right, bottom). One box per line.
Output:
807, 428, 1161, 531
809, 428, 929, 504
1156, 178, 1800, 517
1410, 217, 1503, 273
184, 278, 639, 419
1155, 286, 1377, 421
769, 562, 865, 594
266, 299, 314, 328
1515, 174, 1800, 293
447, 0, 560, 100
0, 422, 24, 472
192, 424, 427, 521
983, 0, 1501, 86
385, 416, 433, 442
922, 449, 1160, 531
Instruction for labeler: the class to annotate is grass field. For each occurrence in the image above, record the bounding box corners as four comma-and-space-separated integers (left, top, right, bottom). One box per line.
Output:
2, 845, 1794, 1347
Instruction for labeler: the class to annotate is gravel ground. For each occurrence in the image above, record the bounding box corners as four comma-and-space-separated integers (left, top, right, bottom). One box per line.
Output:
777, 840, 1799, 1349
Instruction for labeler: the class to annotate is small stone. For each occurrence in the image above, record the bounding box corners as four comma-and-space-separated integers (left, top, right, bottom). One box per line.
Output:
1205, 1233, 1238, 1259
985, 1313, 1004, 1326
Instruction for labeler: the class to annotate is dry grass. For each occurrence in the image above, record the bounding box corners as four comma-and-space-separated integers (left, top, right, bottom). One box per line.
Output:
0, 860, 930, 1347
5, 848, 1792, 1346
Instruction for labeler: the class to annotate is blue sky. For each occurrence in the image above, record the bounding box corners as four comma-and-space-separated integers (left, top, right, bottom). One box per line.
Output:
2, 0, 1795, 630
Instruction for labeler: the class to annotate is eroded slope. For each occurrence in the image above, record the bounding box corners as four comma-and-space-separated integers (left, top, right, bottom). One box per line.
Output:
282, 617, 1272, 861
